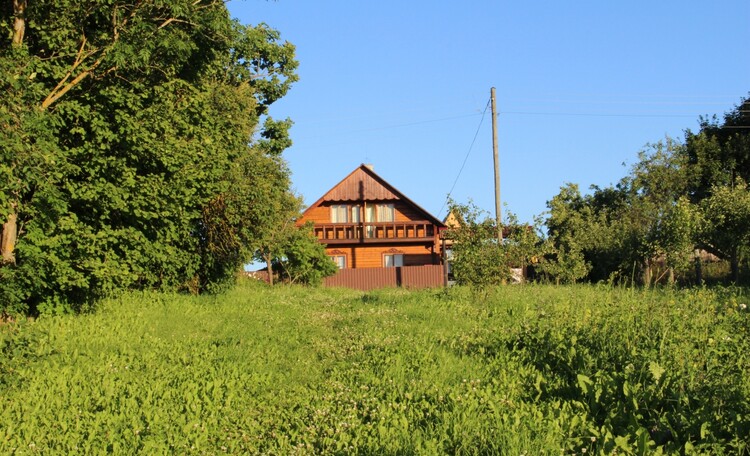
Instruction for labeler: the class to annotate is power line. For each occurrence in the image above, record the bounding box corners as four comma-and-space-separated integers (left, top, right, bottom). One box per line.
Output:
438, 99, 491, 218
290, 103, 747, 150
351, 112, 483, 133
500, 110, 698, 118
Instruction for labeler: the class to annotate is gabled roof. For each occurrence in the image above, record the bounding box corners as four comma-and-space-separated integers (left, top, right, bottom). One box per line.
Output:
442, 210, 463, 228
303, 164, 445, 227
319, 165, 398, 202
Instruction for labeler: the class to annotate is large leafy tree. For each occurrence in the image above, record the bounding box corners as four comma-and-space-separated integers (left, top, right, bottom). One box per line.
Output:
545, 182, 631, 284
682, 97, 750, 281
543, 98, 749, 286
0, 0, 299, 313
618, 139, 694, 285
542, 183, 593, 284
545, 139, 697, 285
699, 181, 750, 282
683, 96, 750, 201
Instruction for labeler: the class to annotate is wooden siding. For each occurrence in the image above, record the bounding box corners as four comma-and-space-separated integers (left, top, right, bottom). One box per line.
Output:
302, 202, 441, 245
321, 168, 399, 202
297, 165, 448, 279
303, 201, 426, 225
326, 244, 438, 269
323, 265, 444, 291
300, 164, 445, 229
397, 204, 429, 223
302, 205, 330, 224
314, 221, 436, 243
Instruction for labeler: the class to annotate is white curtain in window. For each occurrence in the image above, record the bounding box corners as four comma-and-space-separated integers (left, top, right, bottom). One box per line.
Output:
377, 204, 395, 222
365, 205, 375, 238
330, 255, 346, 269
351, 205, 361, 223
331, 205, 348, 223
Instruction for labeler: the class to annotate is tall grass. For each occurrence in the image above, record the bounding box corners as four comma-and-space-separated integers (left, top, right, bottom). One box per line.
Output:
1, 281, 748, 454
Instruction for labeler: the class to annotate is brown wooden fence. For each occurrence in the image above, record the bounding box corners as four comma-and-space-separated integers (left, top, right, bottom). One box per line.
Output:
323, 265, 445, 291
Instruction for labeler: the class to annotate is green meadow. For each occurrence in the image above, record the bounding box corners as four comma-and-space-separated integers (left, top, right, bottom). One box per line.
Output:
2, 281, 749, 455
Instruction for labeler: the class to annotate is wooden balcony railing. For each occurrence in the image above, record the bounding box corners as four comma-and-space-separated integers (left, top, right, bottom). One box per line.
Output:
313, 221, 436, 243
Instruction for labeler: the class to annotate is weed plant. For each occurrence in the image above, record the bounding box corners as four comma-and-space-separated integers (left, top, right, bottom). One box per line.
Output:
1, 280, 748, 454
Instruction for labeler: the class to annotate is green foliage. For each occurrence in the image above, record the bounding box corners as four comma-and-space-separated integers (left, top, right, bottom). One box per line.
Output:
540, 184, 592, 283
545, 96, 750, 286
1, 284, 748, 453
446, 200, 544, 286
683, 96, 750, 202
682, 96, 750, 282
250, 189, 338, 286
537, 244, 591, 285
445, 200, 507, 286
656, 196, 701, 275
274, 222, 339, 286
700, 181, 750, 282
0, 1, 299, 313
546, 139, 704, 285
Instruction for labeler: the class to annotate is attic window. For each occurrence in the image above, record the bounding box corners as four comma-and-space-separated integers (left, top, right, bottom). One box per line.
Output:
331, 204, 349, 223
377, 203, 395, 222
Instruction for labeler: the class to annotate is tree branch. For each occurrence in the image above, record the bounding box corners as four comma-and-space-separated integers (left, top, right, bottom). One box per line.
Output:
39, 0, 143, 110
40, 35, 107, 110
157, 17, 196, 30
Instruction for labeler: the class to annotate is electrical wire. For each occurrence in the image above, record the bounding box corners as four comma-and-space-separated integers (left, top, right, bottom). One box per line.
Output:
438, 98, 490, 218
351, 112, 483, 133
500, 110, 697, 118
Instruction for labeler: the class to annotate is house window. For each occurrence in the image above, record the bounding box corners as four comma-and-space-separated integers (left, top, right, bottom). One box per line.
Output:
383, 253, 403, 268
365, 205, 376, 238
331, 204, 349, 223
377, 203, 395, 222
351, 205, 361, 223
330, 255, 346, 269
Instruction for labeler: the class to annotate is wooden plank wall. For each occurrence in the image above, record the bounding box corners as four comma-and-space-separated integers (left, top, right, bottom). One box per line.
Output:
301, 201, 425, 225
323, 265, 444, 291
326, 245, 439, 268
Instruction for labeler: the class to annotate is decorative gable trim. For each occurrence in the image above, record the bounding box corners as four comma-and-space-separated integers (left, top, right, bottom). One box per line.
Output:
301, 164, 446, 228
321, 167, 398, 202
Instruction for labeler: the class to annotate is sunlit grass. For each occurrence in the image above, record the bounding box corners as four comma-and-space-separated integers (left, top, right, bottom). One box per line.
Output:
1, 281, 748, 454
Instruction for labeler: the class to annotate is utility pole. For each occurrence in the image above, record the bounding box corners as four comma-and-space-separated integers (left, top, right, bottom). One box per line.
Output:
491, 87, 502, 243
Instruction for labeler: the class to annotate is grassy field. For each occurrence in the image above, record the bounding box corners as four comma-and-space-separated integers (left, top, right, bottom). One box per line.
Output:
1, 281, 749, 455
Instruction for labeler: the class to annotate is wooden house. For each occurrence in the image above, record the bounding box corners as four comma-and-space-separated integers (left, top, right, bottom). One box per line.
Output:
298, 164, 447, 289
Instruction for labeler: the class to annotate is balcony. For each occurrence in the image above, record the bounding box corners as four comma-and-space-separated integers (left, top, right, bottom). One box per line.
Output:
313, 221, 437, 244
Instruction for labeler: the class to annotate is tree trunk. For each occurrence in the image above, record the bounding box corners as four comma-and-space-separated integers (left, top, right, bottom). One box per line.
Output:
694, 255, 703, 286
1, 210, 18, 264
730, 248, 739, 284
3, 0, 27, 265
641, 259, 652, 288
266, 257, 274, 286
12, 0, 26, 46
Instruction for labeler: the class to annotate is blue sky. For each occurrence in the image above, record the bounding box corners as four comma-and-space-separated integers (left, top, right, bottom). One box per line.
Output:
228, 1, 749, 225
